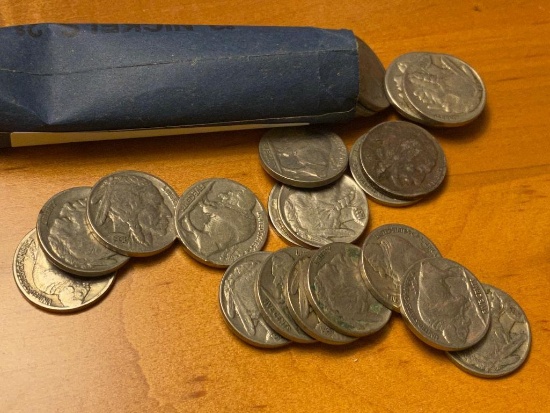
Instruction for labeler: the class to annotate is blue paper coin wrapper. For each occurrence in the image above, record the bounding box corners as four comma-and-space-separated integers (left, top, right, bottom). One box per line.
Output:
0, 23, 381, 147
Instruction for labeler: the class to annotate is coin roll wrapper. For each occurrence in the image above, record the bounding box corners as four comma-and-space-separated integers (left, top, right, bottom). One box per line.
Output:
0, 24, 387, 147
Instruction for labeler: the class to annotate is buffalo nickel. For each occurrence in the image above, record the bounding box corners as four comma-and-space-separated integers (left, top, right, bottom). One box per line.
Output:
267, 183, 304, 247
255, 247, 316, 343
400, 257, 490, 351
286, 252, 357, 345
277, 175, 369, 248
258, 127, 348, 188
176, 178, 268, 268
13, 229, 115, 312
402, 52, 486, 126
360, 224, 441, 312
305, 243, 391, 337
219, 251, 290, 348
360, 121, 446, 199
349, 134, 419, 207
447, 284, 531, 378
36, 187, 129, 277
87, 170, 178, 257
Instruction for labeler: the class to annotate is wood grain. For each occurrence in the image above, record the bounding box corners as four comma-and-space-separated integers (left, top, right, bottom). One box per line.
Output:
1, 1, 549, 412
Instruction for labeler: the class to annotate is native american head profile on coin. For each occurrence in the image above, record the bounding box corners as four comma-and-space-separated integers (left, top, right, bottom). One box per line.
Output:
48, 198, 120, 269
372, 133, 438, 190
30, 240, 91, 307
416, 261, 485, 345
405, 54, 481, 115
180, 184, 258, 260
366, 234, 430, 295
268, 131, 333, 179
92, 175, 173, 246
316, 252, 383, 324
223, 260, 278, 341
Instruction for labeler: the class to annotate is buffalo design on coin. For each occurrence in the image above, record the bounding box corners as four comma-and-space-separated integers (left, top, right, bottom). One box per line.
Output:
278, 176, 369, 248
305, 243, 391, 337
176, 178, 268, 267
219, 251, 290, 348
360, 224, 441, 312
13, 230, 115, 312
87, 170, 178, 257
447, 284, 531, 378
36, 187, 129, 277
259, 127, 348, 188
360, 121, 446, 199
402, 53, 486, 126
400, 258, 490, 351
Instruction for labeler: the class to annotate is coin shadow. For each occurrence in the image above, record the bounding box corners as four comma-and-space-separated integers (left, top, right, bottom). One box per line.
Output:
429, 105, 491, 145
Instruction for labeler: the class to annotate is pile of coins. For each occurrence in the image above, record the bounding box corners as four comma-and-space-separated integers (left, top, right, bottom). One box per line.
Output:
219, 223, 531, 378
384, 52, 486, 127
13, 171, 269, 312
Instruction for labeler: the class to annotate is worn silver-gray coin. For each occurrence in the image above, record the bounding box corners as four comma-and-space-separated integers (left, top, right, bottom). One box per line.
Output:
360, 121, 447, 199
13, 229, 115, 312
255, 247, 316, 343
258, 127, 348, 188
267, 184, 305, 247
278, 175, 369, 248
447, 284, 531, 378
356, 37, 390, 113
360, 224, 441, 312
86, 170, 178, 257
175, 178, 268, 268
384, 52, 441, 125
400, 257, 490, 351
402, 52, 486, 126
36, 187, 130, 277
349, 134, 420, 207
286, 252, 357, 345
305, 243, 392, 337
219, 251, 290, 348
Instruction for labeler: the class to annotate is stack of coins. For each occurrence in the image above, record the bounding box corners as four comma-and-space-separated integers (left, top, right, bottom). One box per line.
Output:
384, 52, 486, 127
350, 120, 447, 206
220, 223, 531, 378
259, 126, 370, 246
13, 171, 269, 312
219, 242, 391, 348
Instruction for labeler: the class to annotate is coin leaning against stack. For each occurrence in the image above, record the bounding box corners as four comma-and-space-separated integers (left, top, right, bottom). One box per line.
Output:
13, 171, 270, 312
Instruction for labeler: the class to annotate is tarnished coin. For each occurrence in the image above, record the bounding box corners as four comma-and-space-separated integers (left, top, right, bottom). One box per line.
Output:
278, 175, 369, 248
87, 170, 178, 257
356, 37, 390, 112
349, 134, 419, 207
305, 243, 392, 337
360, 224, 441, 312
286, 252, 357, 345
13, 229, 115, 312
384, 52, 438, 125
219, 251, 290, 348
402, 52, 486, 126
400, 258, 490, 351
267, 184, 304, 247
359, 121, 447, 199
175, 178, 268, 268
255, 247, 316, 343
258, 127, 348, 188
36, 187, 130, 277
447, 284, 531, 378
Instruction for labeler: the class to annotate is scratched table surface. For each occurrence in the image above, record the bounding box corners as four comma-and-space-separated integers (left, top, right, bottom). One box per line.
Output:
0, 1, 549, 412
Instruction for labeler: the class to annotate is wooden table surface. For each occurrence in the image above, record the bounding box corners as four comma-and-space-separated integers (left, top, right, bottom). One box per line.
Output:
1, 1, 549, 412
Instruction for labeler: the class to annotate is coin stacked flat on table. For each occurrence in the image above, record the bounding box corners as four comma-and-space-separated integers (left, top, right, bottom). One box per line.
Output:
13, 171, 268, 312
384, 52, 486, 127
